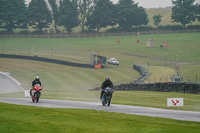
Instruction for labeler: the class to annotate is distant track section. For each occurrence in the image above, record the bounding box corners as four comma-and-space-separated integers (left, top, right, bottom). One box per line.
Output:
0, 54, 94, 68
133, 64, 148, 83
0, 72, 24, 94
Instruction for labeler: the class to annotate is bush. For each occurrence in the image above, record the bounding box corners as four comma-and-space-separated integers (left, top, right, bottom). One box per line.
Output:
49, 28, 55, 34
106, 27, 124, 33
0, 30, 7, 35
158, 25, 184, 31
44, 29, 48, 34
107, 26, 155, 33
31, 30, 44, 35
186, 25, 200, 30
132, 26, 154, 32
18, 30, 30, 35
82, 29, 97, 34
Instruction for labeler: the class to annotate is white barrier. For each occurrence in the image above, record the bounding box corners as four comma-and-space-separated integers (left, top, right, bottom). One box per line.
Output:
24, 90, 30, 97
167, 98, 184, 106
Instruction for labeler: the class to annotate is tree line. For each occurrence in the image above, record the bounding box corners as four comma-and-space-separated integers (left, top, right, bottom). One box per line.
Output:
0, 0, 199, 34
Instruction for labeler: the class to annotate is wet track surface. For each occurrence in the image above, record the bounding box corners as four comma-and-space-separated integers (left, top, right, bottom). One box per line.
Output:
0, 97, 200, 122
0, 72, 200, 122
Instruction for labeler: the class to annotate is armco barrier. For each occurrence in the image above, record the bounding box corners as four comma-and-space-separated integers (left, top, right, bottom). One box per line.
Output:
0, 54, 94, 68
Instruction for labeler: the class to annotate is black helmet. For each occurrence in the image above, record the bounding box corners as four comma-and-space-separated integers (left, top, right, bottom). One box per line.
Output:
35, 76, 39, 81
105, 78, 110, 81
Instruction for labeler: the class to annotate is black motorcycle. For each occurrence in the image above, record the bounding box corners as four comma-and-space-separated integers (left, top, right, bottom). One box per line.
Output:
101, 87, 114, 106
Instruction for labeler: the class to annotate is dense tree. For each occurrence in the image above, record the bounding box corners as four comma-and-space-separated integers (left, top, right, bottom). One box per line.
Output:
28, 0, 52, 32
197, 4, 200, 22
116, 0, 148, 30
153, 14, 162, 28
0, 0, 28, 33
58, 0, 79, 33
171, 0, 198, 27
86, 0, 117, 32
77, 0, 95, 32
48, 0, 59, 33
134, 7, 149, 27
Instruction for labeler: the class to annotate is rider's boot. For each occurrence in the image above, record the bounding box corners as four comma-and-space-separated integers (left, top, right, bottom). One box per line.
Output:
30, 90, 32, 96
100, 90, 103, 101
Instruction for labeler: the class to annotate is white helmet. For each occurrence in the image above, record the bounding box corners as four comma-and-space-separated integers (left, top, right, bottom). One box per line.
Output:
35, 76, 39, 81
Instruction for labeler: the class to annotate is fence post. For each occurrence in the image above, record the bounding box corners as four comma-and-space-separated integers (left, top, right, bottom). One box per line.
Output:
196, 75, 198, 82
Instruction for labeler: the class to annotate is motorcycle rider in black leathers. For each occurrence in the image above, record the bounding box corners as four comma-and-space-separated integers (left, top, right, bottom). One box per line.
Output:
30, 76, 42, 96
100, 78, 113, 101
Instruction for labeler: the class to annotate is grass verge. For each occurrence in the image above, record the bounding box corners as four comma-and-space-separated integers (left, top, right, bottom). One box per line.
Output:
0, 102, 200, 133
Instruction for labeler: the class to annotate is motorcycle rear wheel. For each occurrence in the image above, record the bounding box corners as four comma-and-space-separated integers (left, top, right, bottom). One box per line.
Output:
107, 100, 110, 106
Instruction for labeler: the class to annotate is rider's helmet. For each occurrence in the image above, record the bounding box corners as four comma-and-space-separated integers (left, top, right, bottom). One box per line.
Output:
105, 78, 110, 81
35, 76, 39, 81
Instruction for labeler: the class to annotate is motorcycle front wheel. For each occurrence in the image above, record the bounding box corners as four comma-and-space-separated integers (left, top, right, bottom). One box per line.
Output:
102, 94, 106, 106
32, 97, 35, 102
107, 95, 112, 106
107, 97, 111, 106
36, 92, 40, 102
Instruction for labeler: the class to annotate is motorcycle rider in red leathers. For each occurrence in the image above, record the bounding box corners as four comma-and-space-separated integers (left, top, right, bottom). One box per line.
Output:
30, 76, 42, 96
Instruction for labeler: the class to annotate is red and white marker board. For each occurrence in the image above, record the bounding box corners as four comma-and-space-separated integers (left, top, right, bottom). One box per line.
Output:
167, 98, 184, 106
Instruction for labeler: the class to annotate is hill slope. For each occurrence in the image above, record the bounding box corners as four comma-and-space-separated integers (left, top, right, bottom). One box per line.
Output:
146, 8, 200, 27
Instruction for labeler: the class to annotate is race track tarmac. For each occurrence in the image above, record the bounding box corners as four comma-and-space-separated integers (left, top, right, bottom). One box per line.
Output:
0, 97, 200, 122
0, 72, 200, 122
0, 72, 24, 94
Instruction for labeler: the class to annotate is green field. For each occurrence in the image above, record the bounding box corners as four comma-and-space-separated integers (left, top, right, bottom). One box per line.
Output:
0, 33, 200, 132
1, 33, 200, 62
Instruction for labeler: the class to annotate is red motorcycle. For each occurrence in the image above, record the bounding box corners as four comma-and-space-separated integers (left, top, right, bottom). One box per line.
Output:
31, 84, 42, 102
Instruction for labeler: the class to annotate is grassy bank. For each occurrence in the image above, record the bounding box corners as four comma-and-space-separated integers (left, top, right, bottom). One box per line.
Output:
0, 58, 200, 111
0, 33, 200, 80
0, 33, 200, 63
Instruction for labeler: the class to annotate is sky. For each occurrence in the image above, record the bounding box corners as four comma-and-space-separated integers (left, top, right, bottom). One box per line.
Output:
111, 0, 200, 8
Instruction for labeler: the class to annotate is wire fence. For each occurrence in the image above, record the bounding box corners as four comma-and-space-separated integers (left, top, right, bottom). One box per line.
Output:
0, 30, 200, 38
